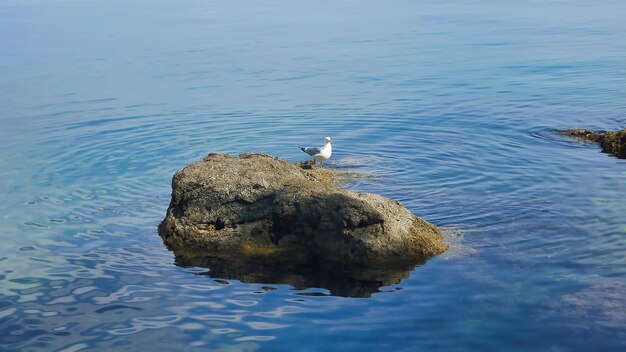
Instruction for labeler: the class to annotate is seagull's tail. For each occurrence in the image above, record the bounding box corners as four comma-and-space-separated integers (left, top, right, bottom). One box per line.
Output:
299, 147, 306, 153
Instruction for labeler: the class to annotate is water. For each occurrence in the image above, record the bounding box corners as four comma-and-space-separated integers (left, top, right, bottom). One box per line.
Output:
1, 0, 625, 350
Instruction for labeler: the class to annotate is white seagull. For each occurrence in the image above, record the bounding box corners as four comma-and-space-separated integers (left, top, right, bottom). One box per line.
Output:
300, 137, 332, 168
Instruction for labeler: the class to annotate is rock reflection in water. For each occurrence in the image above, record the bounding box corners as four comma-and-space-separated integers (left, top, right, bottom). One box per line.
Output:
172, 250, 422, 298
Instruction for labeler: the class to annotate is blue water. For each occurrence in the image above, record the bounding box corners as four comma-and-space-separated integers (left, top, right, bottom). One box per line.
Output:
1, 0, 625, 350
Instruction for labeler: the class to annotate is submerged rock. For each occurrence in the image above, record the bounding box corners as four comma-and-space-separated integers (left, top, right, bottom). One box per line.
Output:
560, 128, 626, 159
159, 153, 447, 274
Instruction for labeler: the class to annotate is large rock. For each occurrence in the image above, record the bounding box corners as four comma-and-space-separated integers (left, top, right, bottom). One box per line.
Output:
560, 128, 626, 159
158, 153, 447, 289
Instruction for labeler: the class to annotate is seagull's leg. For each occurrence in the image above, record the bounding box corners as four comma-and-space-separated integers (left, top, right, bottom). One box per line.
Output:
320, 160, 324, 168
312, 159, 316, 168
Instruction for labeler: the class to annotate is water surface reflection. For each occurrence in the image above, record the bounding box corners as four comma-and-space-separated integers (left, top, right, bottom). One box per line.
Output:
173, 250, 417, 298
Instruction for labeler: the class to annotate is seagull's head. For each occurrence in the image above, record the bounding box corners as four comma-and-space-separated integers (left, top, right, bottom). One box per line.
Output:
324, 136, 332, 144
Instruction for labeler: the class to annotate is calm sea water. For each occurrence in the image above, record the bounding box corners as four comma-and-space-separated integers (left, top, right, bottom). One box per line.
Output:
1, 0, 625, 350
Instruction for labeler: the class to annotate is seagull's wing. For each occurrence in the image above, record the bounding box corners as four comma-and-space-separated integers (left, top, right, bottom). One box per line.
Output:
300, 146, 322, 156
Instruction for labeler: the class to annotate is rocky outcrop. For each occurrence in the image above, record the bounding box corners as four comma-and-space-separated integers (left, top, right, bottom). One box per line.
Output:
560, 128, 626, 159
159, 153, 447, 271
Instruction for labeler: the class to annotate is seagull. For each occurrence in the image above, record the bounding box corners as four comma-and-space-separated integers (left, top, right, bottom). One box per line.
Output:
299, 137, 332, 168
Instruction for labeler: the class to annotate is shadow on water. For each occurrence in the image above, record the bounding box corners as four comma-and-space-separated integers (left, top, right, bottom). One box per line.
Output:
172, 249, 423, 298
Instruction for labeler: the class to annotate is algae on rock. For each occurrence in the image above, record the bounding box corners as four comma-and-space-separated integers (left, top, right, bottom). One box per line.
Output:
560, 128, 626, 159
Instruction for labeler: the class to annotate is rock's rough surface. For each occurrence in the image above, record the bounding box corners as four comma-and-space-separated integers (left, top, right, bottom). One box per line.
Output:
159, 153, 447, 267
560, 128, 626, 159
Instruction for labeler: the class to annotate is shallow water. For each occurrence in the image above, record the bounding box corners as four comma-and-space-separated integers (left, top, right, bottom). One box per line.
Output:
1, 0, 625, 350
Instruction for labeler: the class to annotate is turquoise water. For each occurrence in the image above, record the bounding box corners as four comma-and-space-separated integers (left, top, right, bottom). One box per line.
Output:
1, 0, 625, 350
